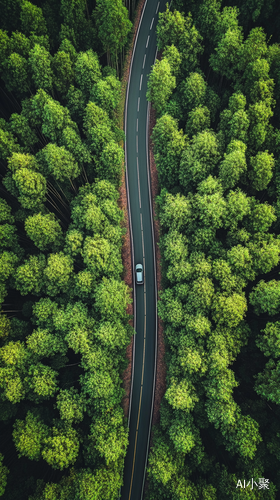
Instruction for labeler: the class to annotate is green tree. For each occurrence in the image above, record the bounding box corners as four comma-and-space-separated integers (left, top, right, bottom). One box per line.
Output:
250, 279, 280, 315
44, 252, 74, 296
55, 387, 86, 424
248, 100, 273, 151
74, 49, 101, 98
185, 105, 211, 136
28, 363, 58, 398
26, 328, 67, 358
5, 166, 47, 210
10, 30, 30, 57
82, 235, 122, 280
65, 85, 85, 124
0, 453, 9, 497
157, 5, 203, 73
20, 0, 48, 36
165, 378, 199, 412
59, 126, 91, 167
90, 409, 128, 465
41, 97, 74, 143
94, 320, 131, 350
13, 411, 50, 461
90, 75, 121, 119
179, 72, 207, 113
83, 101, 115, 156
256, 321, 280, 358
223, 188, 251, 230
158, 190, 192, 233
38, 143, 80, 181
93, 0, 132, 71
179, 130, 220, 191
2, 52, 30, 94
146, 59, 176, 115
0, 29, 11, 65
192, 176, 226, 229
152, 114, 186, 190
15, 254, 46, 295
0, 123, 21, 161
96, 141, 124, 187
94, 277, 131, 321
249, 151, 274, 190
254, 359, 280, 405
212, 292, 247, 327
226, 244, 255, 281
28, 44, 53, 91
218, 140, 247, 190
75, 467, 122, 500
0, 251, 18, 281
42, 426, 80, 470
52, 50, 74, 94
25, 213, 63, 251
210, 25, 243, 81
8, 113, 38, 152
245, 201, 276, 233
162, 44, 182, 77
64, 228, 83, 257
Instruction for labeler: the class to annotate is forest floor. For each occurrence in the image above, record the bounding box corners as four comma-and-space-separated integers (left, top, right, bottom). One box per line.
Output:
120, 0, 166, 427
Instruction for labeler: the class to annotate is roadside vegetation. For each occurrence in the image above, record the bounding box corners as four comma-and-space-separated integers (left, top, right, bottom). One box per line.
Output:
146, 1, 280, 498
0, 1, 136, 499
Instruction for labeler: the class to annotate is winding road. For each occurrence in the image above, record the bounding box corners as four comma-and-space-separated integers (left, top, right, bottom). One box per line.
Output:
121, 1, 165, 499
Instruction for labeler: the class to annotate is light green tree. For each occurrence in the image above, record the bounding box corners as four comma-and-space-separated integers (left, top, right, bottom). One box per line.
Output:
44, 252, 74, 296
55, 387, 86, 424
249, 151, 274, 190
179, 72, 207, 113
96, 141, 124, 187
25, 213, 63, 251
93, 0, 132, 71
94, 277, 131, 321
219, 140, 247, 190
28, 44, 53, 91
152, 114, 186, 190
162, 44, 182, 77
42, 426, 80, 470
250, 279, 280, 315
74, 49, 101, 97
52, 50, 74, 94
212, 292, 247, 327
180, 131, 220, 191
15, 254, 46, 295
146, 59, 176, 115
28, 363, 58, 398
2, 52, 30, 94
38, 143, 80, 181
20, 0, 47, 36
157, 5, 203, 72
185, 106, 211, 136
13, 411, 50, 461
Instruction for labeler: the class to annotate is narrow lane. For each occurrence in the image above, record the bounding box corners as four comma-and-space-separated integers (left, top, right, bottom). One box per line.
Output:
121, 1, 165, 499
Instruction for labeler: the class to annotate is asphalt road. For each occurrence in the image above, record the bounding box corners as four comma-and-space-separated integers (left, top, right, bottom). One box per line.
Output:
121, 1, 165, 499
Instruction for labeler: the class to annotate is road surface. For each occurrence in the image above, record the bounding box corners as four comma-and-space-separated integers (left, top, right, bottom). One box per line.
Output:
121, 1, 165, 499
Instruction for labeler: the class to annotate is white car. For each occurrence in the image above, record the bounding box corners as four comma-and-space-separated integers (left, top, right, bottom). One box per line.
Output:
135, 263, 144, 284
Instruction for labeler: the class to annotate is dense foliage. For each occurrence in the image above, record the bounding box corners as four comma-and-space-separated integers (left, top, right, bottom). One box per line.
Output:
0, 0, 135, 498
146, 1, 280, 498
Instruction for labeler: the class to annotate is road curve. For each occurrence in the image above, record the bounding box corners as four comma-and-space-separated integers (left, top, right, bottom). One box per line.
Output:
121, 1, 164, 499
